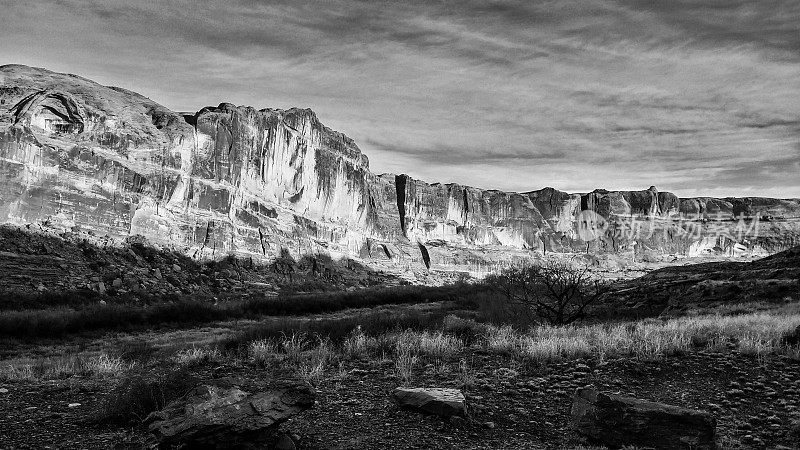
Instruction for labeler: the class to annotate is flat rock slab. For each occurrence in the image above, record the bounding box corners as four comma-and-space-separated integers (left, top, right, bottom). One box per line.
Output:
148, 381, 315, 449
392, 387, 466, 418
571, 386, 716, 450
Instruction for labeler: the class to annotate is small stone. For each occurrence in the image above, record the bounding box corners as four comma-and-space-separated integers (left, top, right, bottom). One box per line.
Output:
154, 268, 163, 279
68, 403, 81, 408
97, 282, 106, 294
0, 388, 8, 394
172, 264, 181, 272
484, 421, 496, 429
112, 278, 123, 288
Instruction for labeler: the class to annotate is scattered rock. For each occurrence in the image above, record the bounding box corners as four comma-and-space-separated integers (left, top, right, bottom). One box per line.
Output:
0, 388, 8, 394
67, 403, 81, 408
112, 278, 123, 288
392, 387, 466, 418
154, 268, 162, 279
147, 381, 315, 448
571, 386, 716, 449
172, 264, 181, 273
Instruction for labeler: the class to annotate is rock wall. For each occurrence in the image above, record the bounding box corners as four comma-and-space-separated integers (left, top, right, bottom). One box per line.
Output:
1, 64, 799, 275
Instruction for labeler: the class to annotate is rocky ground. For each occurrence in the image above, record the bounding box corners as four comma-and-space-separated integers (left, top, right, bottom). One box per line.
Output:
0, 224, 410, 300
1, 345, 799, 449
2, 226, 800, 449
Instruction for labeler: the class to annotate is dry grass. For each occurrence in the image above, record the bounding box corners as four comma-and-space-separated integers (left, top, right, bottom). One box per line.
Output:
174, 347, 220, 367
394, 345, 418, 385
249, 339, 280, 365
1, 352, 127, 380
483, 311, 800, 362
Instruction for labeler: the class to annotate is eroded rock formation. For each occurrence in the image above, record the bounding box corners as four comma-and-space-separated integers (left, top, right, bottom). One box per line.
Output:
1, 64, 798, 275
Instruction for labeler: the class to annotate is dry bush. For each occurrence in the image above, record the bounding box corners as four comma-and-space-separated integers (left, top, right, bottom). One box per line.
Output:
418, 331, 463, 360
343, 326, 369, 359
174, 347, 220, 367
281, 332, 310, 364
485, 259, 609, 325
486, 325, 519, 354
483, 310, 800, 362
394, 346, 418, 385
87, 353, 126, 375
519, 327, 592, 362
97, 365, 198, 424
249, 339, 280, 366
442, 314, 486, 345
297, 340, 334, 384
1, 353, 126, 381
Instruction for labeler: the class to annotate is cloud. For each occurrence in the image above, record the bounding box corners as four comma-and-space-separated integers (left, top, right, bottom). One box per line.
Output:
0, 0, 798, 197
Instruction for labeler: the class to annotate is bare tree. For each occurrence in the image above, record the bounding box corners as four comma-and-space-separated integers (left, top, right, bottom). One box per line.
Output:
485, 259, 609, 325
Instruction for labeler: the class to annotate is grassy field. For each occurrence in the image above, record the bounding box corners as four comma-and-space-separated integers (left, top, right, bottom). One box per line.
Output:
4, 303, 798, 383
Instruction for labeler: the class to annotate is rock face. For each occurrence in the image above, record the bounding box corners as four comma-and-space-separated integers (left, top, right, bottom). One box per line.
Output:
392, 387, 467, 417
147, 382, 315, 449
571, 386, 716, 449
1, 64, 799, 274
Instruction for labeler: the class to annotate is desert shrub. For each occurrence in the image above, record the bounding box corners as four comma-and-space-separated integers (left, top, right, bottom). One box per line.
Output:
114, 339, 160, 363
0, 290, 101, 311
343, 326, 369, 359
222, 308, 451, 353
87, 353, 126, 375
297, 340, 334, 384
442, 314, 486, 345
394, 345, 418, 385
281, 332, 310, 364
479, 310, 800, 362
418, 331, 464, 360
485, 259, 609, 325
97, 365, 198, 424
1, 353, 127, 380
521, 326, 592, 361
0, 282, 483, 339
174, 347, 220, 367
249, 339, 280, 365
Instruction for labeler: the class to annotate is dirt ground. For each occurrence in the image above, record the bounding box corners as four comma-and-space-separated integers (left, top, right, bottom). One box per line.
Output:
1, 343, 798, 449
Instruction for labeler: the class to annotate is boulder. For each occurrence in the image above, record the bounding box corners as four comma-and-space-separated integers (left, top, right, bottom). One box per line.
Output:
392, 387, 466, 418
571, 386, 716, 449
148, 381, 315, 449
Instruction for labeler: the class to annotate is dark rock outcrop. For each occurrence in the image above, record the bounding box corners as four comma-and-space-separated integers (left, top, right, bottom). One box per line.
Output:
571, 386, 716, 449
147, 381, 315, 449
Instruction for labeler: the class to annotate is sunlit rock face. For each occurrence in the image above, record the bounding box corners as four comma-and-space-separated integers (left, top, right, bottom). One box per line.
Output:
1, 64, 798, 273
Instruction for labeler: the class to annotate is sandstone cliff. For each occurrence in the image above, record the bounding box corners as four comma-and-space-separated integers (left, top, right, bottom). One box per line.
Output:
1, 65, 798, 274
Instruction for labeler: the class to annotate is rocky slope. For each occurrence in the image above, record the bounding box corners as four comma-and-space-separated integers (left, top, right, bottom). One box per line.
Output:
1, 64, 799, 275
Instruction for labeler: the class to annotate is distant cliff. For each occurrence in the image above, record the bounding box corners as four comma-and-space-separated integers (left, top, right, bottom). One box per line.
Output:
1, 65, 798, 274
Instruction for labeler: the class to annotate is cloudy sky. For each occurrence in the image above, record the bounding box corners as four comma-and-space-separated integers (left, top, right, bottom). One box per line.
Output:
1, 0, 799, 197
